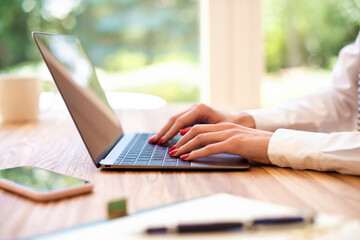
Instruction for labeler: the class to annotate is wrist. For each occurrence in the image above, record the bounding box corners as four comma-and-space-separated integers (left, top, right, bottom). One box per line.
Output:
233, 112, 256, 128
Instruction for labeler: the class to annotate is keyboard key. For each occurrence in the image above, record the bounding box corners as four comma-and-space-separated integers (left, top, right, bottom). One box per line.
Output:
121, 161, 135, 165
138, 159, 150, 162
164, 158, 177, 162
135, 161, 149, 165
149, 161, 163, 166
140, 154, 152, 157
163, 162, 176, 166
126, 154, 139, 156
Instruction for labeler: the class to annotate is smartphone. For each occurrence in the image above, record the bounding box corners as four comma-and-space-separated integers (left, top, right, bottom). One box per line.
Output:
0, 166, 94, 201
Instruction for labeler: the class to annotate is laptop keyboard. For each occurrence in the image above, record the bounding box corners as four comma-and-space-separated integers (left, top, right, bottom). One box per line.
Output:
113, 133, 191, 167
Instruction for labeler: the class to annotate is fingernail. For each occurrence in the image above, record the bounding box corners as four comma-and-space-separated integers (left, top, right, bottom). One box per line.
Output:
180, 127, 191, 136
168, 146, 176, 153
148, 135, 156, 143
180, 154, 190, 160
169, 149, 178, 156
157, 137, 164, 145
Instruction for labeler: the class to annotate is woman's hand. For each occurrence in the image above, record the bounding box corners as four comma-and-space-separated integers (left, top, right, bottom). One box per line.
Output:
149, 103, 256, 145
168, 122, 272, 165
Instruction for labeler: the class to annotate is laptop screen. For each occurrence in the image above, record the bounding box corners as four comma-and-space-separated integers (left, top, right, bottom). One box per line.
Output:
33, 32, 123, 166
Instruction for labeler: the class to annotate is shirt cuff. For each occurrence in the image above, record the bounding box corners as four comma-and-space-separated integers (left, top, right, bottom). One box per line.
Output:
268, 129, 327, 170
245, 108, 289, 132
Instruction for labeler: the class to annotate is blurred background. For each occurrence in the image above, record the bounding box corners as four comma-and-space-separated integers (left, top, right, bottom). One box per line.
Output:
0, 0, 359, 108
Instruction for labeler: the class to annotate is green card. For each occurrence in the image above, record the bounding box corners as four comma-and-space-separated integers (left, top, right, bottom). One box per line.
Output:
107, 198, 127, 219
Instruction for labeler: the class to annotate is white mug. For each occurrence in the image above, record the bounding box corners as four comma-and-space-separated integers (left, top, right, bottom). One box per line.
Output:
0, 76, 46, 123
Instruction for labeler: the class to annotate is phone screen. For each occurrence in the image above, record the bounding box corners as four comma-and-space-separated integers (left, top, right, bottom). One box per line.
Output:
0, 166, 87, 192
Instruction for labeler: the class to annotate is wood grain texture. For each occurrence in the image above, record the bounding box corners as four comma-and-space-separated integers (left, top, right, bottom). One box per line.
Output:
0, 105, 359, 239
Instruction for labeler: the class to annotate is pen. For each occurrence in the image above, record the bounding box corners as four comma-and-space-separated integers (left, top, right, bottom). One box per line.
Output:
146, 215, 314, 234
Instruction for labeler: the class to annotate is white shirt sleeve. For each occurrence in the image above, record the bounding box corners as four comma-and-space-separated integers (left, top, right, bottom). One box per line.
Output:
269, 129, 360, 175
245, 32, 360, 175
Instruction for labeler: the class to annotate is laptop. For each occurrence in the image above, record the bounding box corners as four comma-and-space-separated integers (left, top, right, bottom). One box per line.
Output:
32, 32, 250, 170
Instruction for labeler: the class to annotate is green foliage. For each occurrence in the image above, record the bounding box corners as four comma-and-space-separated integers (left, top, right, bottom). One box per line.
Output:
0, 0, 200, 103
0, 0, 199, 71
118, 81, 199, 103
104, 50, 148, 71
0, 0, 32, 67
264, 0, 360, 72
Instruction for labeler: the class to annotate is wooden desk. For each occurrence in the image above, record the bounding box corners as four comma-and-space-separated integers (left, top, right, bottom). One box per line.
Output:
0, 105, 359, 239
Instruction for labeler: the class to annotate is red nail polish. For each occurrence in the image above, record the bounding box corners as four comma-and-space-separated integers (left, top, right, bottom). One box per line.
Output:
157, 137, 164, 145
168, 146, 176, 153
180, 154, 190, 160
180, 128, 191, 136
148, 136, 156, 143
169, 149, 178, 155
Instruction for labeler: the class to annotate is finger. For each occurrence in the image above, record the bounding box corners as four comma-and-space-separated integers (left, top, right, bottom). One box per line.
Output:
149, 106, 196, 144
173, 131, 231, 157
179, 141, 229, 160
179, 127, 192, 136
161, 107, 204, 144
175, 123, 237, 149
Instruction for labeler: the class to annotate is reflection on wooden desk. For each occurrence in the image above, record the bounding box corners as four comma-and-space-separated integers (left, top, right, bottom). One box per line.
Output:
0, 105, 359, 239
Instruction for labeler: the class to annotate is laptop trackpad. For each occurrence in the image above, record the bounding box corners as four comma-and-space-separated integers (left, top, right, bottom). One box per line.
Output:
190, 153, 249, 168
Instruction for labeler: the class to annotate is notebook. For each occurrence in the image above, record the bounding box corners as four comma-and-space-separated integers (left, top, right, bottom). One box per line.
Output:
32, 32, 250, 170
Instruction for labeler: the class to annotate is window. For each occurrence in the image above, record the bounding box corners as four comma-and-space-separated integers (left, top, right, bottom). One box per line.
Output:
262, 0, 359, 108
0, 0, 200, 104
3, 1, 355, 111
